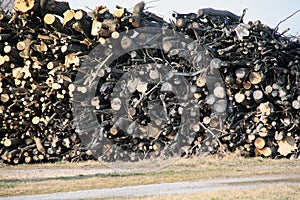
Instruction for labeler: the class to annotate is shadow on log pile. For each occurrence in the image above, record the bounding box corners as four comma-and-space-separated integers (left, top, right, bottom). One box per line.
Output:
0, 0, 299, 164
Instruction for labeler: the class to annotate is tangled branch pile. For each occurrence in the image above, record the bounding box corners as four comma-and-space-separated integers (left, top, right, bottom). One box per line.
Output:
0, 0, 299, 164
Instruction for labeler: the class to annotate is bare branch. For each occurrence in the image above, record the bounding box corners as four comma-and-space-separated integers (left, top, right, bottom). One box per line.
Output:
274, 9, 300, 33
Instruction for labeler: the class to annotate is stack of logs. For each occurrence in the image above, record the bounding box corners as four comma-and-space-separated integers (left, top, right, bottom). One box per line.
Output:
0, 0, 299, 164
173, 10, 300, 158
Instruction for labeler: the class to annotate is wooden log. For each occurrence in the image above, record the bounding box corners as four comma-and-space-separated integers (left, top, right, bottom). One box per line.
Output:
102, 19, 116, 33
162, 40, 181, 53
91, 19, 104, 37
14, 0, 70, 17
74, 10, 92, 37
213, 99, 227, 113
176, 18, 186, 28
277, 137, 296, 156
198, 8, 240, 22
113, 8, 125, 18
3, 138, 21, 147
235, 68, 247, 79
292, 100, 300, 109
91, 19, 101, 36
111, 98, 122, 111
132, 1, 145, 16
257, 102, 272, 115
258, 127, 268, 137
44, 13, 63, 31
0, 0, 299, 164
249, 72, 262, 85
43, 0, 70, 17
121, 36, 138, 51
213, 86, 225, 99
0, 34, 15, 41
254, 137, 265, 149
33, 136, 46, 155
128, 1, 146, 28
234, 92, 245, 103
253, 90, 264, 101
63, 9, 75, 26
25, 156, 32, 163
14, 0, 35, 13
111, 31, 120, 39
62, 138, 71, 148
0, 93, 9, 103
255, 146, 272, 157
92, 5, 114, 21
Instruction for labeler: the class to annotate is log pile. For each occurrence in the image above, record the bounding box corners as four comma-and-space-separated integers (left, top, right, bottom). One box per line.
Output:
0, 0, 299, 164
173, 9, 300, 158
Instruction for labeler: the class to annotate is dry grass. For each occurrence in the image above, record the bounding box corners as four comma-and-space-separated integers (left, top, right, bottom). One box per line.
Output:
1, 155, 300, 197
0, 159, 107, 170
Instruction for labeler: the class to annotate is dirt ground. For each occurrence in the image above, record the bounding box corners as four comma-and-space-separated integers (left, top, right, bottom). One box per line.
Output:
1, 173, 300, 200
1, 156, 300, 199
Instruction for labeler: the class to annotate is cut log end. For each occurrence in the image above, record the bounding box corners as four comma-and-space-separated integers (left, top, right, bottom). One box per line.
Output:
14, 0, 35, 13
63, 9, 75, 25
249, 72, 262, 85
44, 14, 55, 25
113, 8, 125, 18
254, 137, 265, 149
0, 94, 9, 103
74, 10, 84, 20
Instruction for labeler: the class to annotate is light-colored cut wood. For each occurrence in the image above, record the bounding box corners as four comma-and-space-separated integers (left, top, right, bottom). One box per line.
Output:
113, 8, 125, 18
278, 137, 296, 156
63, 9, 75, 26
249, 72, 262, 85
254, 137, 265, 149
14, 0, 34, 13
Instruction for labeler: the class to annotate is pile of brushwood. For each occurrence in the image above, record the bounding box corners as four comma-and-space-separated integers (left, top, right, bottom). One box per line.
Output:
0, 0, 299, 164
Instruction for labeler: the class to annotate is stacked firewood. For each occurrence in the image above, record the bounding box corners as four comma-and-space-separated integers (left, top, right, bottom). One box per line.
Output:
172, 9, 300, 158
0, 0, 299, 164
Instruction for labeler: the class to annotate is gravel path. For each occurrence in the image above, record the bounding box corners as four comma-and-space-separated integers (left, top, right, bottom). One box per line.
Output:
1, 173, 299, 200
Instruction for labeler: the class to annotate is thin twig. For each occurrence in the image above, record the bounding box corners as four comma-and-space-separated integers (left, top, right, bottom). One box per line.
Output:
199, 121, 215, 137
238, 8, 248, 23
85, 6, 93, 11
133, 81, 161, 108
273, 9, 300, 33
145, 0, 161, 5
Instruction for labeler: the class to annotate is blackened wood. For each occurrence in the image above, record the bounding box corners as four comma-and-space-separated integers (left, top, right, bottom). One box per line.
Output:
198, 8, 240, 21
